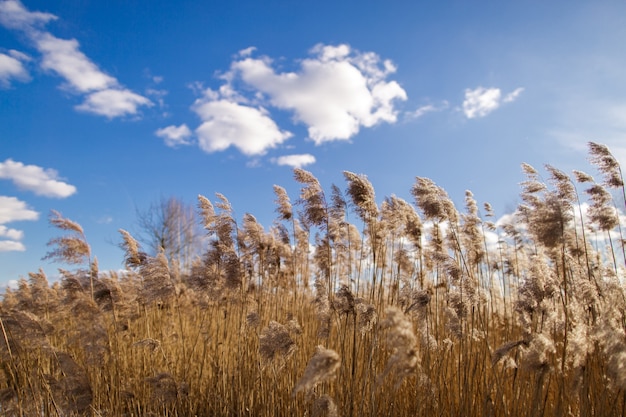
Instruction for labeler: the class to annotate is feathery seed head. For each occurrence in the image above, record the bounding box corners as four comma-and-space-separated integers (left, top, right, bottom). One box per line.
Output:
49, 210, 84, 235
573, 170, 594, 183
312, 395, 339, 417
119, 229, 146, 269
334, 284, 356, 316
588, 142, 624, 188
273, 185, 293, 221
197, 194, 215, 230
378, 308, 420, 387
343, 171, 378, 221
259, 321, 296, 364
293, 345, 340, 396
520, 333, 556, 372
356, 300, 378, 334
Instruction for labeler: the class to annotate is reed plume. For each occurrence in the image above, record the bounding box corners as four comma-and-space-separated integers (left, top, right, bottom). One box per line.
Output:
43, 210, 91, 265
588, 141, 624, 189
343, 171, 378, 222
293, 345, 340, 396
3, 142, 626, 416
273, 185, 293, 221
378, 307, 419, 387
259, 321, 296, 365
294, 168, 328, 231
312, 394, 339, 417
119, 229, 147, 269
140, 252, 176, 304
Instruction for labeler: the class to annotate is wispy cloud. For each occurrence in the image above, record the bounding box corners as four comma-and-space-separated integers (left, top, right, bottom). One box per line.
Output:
272, 154, 316, 168
405, 101, 449, 120
96, 215, 113, 224
549, 99, 626, 166
0, 0, 152, 118
0, 158, 77, 198
0, 0, 56, 30
462, 86, 523, 119
155, 124, 193, 148
503, 87, 524, 103
0, 50, 29, 87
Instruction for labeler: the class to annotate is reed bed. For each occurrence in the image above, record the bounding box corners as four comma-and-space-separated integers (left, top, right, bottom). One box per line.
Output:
2, 141, 626, 416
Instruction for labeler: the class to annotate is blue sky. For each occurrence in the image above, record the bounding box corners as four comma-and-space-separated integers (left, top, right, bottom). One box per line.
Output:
1, 0, 625, 286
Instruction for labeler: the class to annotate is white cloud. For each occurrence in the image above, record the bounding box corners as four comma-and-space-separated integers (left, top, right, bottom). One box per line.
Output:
156, 124, 193, 147
0, 240, 25, 252
35, 33, 117, 92
504, 87, 525, 103
0, 196, 38, 223
229, 44, 407, 144
0, 224, 23, 240
463, 87, 502, 119
237, 46, 256, 57
272, 154, 316, 168
97, 215, 113, 224
0, 195, 39, 252
173, 45, 406, 159
8, 49, 30, 61
0, 0, 56, 31
463, 86, 523, 119
0, 51, 29, 86
406, 101, 449, 119
76, 88, 153, 118
193, 93, 292, 155
0, 1, 152, 118
0, 159, 76, 198
5, 279, 19, 289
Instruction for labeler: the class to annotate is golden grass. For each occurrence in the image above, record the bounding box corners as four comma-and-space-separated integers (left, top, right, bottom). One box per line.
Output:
2, 142, 626, 416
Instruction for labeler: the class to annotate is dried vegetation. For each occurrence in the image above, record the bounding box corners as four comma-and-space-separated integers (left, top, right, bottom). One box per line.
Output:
2, 142, 626, 416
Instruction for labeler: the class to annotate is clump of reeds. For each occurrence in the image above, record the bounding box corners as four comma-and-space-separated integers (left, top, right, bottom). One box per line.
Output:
2, 142, 626, 416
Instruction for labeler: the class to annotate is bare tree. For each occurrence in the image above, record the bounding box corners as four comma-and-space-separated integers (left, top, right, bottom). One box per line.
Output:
134, 196, 202, 272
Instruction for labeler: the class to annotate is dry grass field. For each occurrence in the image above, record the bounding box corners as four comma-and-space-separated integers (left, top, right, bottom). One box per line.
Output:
1, 142, 626, 416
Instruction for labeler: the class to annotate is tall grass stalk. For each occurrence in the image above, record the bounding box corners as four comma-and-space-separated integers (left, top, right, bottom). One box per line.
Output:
2, 144, 626, 415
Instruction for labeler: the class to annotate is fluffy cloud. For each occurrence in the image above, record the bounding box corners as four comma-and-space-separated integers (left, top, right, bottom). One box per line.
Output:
0, 240, 25, 252
180, 44, 406, 158
0, 156, 75, 251
35, 33, 117, 92
193, 92, 292, 155
229, 44, 407, 144
0, 159, 76, 198
76, 88, 153, 118
463, 86, 523, 119
462, 87, 501, 119
0, 51, 29, 86
0, 196, 38, 224
0, 224, 23, 240
155, 124, 193, 147
272, 154, 316, 168
0, 0, 152, 118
